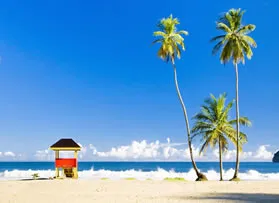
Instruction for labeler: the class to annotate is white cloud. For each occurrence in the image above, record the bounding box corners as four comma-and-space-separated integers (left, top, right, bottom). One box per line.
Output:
32, 138, 200, 161
211, 145, 273, 161
4, 151, 16, 157
88, 141, 273, 162
0, 151, 17, 160
167, 137, 170, 144
84, 139, 202, 161
96, 140, 161, 159
34, 149, 78, 161
78, 143, 86, 159
254, 145, 273, 159
31, 138, 275, 162
34, 149, 53, 161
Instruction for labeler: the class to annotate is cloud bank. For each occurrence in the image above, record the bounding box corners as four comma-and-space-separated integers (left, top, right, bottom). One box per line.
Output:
0, 138, 274, 161
30, 138, 274, 162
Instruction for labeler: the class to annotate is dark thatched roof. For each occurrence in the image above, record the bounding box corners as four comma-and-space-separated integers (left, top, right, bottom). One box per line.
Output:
50, 138, 81, 149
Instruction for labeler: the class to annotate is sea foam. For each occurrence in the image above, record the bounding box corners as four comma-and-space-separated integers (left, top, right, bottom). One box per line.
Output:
1, 168, 279, 181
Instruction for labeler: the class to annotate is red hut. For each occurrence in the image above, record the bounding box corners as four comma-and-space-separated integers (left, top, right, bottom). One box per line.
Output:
49, 138, 81, 179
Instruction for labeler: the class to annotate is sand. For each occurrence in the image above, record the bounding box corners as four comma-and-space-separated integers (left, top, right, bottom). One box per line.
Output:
0, 180, 279, 203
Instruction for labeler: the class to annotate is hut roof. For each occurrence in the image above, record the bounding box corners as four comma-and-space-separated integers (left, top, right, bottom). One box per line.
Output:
50, 138, 81, 150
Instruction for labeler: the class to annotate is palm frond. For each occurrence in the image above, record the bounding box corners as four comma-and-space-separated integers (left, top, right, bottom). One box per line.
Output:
217, 22, 232, 33
237, 24, 256, 34
192, 112, 214, 123
220, 135, 229, 152
212, 8, 256, 65
222, 125, 247, 152
192, 93, 251, 160
242, 35, 257, 48
191, 128, 214, 141
220, 40, 233, 64
153, 31, 166, 37
199, 139, 210, 155
172, 34, 185, 51
219, 99, 234, 122
219, 12, 232, 29
199, 133, 216, 155
239, 132, 248, 143
241, 40, 253, 59
210, 35, 226, 42
235, 9, 244, 30
233, 38, 245, 64
152, 15, 187, 63
212, 40, 224, 55
201, 105, 216, 122
216, 93, 226, 119
152, 39, 163, 44
191, 121, 213, 133
177, 30, 189, 36
229, 116, 252, 127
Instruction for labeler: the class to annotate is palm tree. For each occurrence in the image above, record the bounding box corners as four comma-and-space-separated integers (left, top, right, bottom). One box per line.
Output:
211, 8, 257, 181
191, 93, 251, 181
152, 15, 207, 181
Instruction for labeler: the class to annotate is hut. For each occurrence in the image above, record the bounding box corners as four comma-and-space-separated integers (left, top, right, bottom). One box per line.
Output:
49, 138, 81, 179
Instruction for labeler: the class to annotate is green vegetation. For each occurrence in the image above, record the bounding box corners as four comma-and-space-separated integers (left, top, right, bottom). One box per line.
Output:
100, 177, 109, 180
152, 14, 207, 182
192, 93, 251, 181
164, 177, 186, 181
32, 173, 39, 180
211, 8, 257, 181
124, 177, 136, 180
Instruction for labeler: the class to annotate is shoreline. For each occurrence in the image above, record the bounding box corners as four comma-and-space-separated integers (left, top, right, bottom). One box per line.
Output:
1, 180, 279, 202
1, 177, 279, 182
1, 169, 279, 181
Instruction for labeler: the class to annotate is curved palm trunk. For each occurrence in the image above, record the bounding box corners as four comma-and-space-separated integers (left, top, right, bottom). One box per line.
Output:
172, 62, 207, 181
232, 63, 240, 180
219, 136, 223, 181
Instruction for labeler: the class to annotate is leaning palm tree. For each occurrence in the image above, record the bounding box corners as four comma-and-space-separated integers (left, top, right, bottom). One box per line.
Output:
152, 15, 207, 181
192, 93, 251, 181
211, 8, 257, 181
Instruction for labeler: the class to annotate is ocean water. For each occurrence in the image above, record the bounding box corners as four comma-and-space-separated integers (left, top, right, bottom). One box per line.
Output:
0, 162, 278, 181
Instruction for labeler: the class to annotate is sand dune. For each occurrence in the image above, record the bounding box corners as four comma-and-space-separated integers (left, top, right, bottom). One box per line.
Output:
0, 180, 279, 203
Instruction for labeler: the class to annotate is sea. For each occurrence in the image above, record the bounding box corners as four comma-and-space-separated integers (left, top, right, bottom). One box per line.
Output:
0, 162, 278, 181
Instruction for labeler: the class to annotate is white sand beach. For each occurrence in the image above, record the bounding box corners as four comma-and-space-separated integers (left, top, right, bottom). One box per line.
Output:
0, 180, 279, 203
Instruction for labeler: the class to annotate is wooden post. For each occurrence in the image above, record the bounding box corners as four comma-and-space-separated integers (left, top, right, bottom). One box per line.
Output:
74, 150, 78, 179
55, 150, 59, 178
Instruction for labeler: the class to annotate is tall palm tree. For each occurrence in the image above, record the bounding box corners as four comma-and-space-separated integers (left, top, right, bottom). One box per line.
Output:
152, 14, 207, 181
211, 8, 257, 181
192, 93, 251, 181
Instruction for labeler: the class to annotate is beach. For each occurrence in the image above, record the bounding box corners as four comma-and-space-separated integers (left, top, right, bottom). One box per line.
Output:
1, 180, 279, 203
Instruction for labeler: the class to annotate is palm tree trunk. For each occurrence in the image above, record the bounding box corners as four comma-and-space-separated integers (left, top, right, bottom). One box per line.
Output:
172, 62, 207, 181
232, 63, 240, 180
219, 136, 223, 181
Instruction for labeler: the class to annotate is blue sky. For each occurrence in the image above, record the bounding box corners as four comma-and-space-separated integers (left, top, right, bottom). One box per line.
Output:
0, 0, 278, 161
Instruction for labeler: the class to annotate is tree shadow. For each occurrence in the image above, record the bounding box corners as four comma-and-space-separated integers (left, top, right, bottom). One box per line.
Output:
168, 193, 279, 202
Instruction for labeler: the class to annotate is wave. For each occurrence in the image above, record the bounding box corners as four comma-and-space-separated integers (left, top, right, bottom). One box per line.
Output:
0, 168, 279, 181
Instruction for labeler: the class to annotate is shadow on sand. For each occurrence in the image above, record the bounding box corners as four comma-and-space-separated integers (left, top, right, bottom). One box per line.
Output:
168, 193, 279, 202
20, 178, 51, 181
